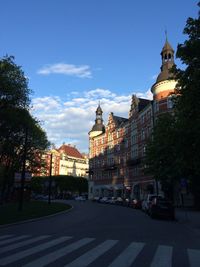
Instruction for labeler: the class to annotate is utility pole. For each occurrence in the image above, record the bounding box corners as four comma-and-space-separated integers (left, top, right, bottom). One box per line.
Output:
18, 127, 28, 211
48, 153, 53, 204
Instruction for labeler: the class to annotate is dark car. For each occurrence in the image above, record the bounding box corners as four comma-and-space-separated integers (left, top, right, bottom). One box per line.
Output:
131, 199, 142, 209
149, 197, 175, 220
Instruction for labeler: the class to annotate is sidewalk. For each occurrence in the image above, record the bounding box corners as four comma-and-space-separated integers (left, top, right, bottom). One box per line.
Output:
175, 208, 200, 230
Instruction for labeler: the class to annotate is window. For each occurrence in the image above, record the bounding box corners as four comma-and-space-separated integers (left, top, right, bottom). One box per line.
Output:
143, 146, 146, 156
141, 129, 145, 140
116, 144, 120, 151
167, 97, 173, 109
125, 126, 128, 135
108, 133, 112, 142
154, 101, 159, 112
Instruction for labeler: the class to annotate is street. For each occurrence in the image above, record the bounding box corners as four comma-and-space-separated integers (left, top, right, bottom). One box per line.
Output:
0, 200, 200, 267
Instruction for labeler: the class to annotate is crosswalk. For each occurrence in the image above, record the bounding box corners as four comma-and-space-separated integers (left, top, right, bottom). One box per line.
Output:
0, 234, 199, 267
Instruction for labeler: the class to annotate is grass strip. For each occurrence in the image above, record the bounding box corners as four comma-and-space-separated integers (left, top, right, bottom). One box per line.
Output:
0, 201, 71, 225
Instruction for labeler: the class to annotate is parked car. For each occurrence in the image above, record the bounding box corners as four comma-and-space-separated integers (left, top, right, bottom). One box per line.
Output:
123, 198, 131, 207
148, 197, 175, 220
115, 197, 124, 205
107, 197, 117, 204
33, 194, 49, 200
131, 199, 142, 209
99, 197, 109, 203
92, 196, 101, 202
142, 194, 163, 213
75, 196, 86, 201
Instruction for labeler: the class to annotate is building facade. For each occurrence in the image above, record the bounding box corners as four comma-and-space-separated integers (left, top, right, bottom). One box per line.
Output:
58, 144, 89, 178
88, 106, 129, 199
34, 144, 89, 179
88, 39, 177, 200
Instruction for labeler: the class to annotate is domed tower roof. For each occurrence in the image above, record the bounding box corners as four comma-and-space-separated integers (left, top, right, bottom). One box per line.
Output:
156, 38, 175, 83
151, 36, 177, 100
161, 39, 174, 53
96, 104, 103, 115
90, 103, 105, 135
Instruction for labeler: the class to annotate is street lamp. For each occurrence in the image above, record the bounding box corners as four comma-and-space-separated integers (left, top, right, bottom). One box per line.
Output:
18, 127, 28, 211
48, 153, 53, 204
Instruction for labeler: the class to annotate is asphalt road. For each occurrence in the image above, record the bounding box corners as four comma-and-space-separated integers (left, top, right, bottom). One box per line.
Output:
0, 200, 199, 267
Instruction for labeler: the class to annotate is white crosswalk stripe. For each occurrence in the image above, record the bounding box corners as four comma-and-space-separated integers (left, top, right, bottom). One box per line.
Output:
64, 240, 118, 267
150, 245, 173, 267
0, 236, 72, 265
0, 234, 199, 267
0, 235, 14, 240
108, 242, 145, 267
22, 238, 95, 267
188, 248, 200, 267
0, 235, 29, 246
0, 235, 50, 254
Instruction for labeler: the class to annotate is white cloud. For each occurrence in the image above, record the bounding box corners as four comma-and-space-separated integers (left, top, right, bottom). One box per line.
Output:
85, 88, 116, 99
135, 89, 153, 100
37, 63, 92, 78
32, 96, 61, 112
31, 88, 151, 152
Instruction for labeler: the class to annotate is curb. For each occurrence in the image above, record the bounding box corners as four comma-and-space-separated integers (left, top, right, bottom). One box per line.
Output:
0, 204, 73, 228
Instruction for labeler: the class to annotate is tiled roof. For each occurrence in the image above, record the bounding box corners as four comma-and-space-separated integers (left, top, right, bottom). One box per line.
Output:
58, 145, 84, 159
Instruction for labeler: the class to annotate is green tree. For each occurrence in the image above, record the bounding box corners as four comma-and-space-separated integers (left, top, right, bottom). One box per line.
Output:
31, 177, 43, 194
0, 56, 49, 202
74, 177, 88, 195
0, 56, 30, 108
173, 3, 200, 208
145, 113, 179, 201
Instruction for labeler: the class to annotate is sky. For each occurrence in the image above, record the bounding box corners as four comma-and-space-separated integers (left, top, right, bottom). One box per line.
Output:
0, 0, 198, 152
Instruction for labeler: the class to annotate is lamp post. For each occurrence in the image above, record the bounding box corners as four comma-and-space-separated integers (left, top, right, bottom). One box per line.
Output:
48, 153, 53, 204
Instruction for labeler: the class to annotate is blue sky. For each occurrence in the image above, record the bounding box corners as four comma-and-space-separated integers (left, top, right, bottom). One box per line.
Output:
0, 0, 198, 152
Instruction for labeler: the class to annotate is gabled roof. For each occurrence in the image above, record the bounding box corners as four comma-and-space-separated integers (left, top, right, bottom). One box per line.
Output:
113, 115, 128, 126
138, 98, 151, 111
58, 144, 84, 159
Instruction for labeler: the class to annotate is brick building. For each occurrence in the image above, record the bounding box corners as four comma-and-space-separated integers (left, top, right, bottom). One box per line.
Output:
88, 38, 177, 200
34, 144, 89, 179
58, 144, 89, 178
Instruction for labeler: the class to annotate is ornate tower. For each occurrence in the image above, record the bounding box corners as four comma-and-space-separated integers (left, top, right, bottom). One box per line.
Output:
151, 37, 177, 100
89, 103, 105, 138
88, 104, 105, 200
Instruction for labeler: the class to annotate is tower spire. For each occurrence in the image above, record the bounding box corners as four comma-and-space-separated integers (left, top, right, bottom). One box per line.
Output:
90, 103, 105, 135
165, 29, 168, 41
154, 36, 175, 83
